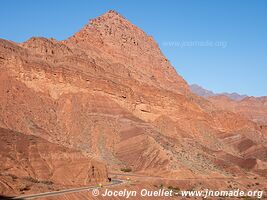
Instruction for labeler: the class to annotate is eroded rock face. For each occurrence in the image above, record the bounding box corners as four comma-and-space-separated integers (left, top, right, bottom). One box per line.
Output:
0, 10, 266, 196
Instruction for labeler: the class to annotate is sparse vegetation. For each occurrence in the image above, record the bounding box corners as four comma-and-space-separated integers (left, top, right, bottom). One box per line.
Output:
39, 180, 54, 185
22, 177, 54, 185
120, 168, 132, 172
155, 184, 163, 188
8, 174, 18, 180
242, 196, 254, 200
19, 184, 30, 191
23, 176, 39, 183
167, 185, 180, 192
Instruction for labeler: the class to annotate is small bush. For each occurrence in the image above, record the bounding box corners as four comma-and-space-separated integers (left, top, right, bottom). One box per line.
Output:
154, 184, 163, 188
39, 180, 54, 185
19, 184, 30, 191
120, 168, 132, 172
242, 196, 254, 200
167, 185, 180, 192
9, 174, 18, 180
24, 176, 39, 183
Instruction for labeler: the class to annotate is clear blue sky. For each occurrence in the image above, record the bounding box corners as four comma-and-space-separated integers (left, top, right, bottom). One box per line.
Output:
1, 0, 267, 96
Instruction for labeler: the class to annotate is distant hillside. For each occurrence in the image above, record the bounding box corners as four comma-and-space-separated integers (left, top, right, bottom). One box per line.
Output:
190, 84, 247, 101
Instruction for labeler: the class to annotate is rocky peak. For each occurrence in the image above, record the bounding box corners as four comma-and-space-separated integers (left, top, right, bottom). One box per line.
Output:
89, 10, 126, 24
67, 10, 189, 94
71, 10, 154, 51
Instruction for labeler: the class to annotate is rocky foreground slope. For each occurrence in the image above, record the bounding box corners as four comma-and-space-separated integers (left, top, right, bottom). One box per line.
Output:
0, 10, 266, 197
0, 128, 108, 196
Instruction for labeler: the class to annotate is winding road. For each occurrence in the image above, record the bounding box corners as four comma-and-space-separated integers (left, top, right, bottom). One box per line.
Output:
11, 173, 254, 199
12, 179, 125, 200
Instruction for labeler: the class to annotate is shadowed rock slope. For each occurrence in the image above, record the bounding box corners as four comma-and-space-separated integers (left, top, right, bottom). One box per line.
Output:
0, 128, 108, 196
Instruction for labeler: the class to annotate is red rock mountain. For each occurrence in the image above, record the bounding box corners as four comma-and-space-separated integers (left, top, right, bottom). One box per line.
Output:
0, 10, 266, 197
208, 95, 267, 125
67, 10, 189, 94
190, 84, 248, 101
190, 84, 267, 125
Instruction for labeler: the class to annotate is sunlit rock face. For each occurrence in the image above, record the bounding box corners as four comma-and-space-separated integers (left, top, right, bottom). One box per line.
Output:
0, 10, 266, 197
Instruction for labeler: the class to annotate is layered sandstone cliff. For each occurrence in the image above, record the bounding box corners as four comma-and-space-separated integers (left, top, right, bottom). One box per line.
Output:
0, 10, 266, 197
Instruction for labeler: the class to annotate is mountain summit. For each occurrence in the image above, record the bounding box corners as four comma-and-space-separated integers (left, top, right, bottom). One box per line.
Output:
67, 10, 189, 94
